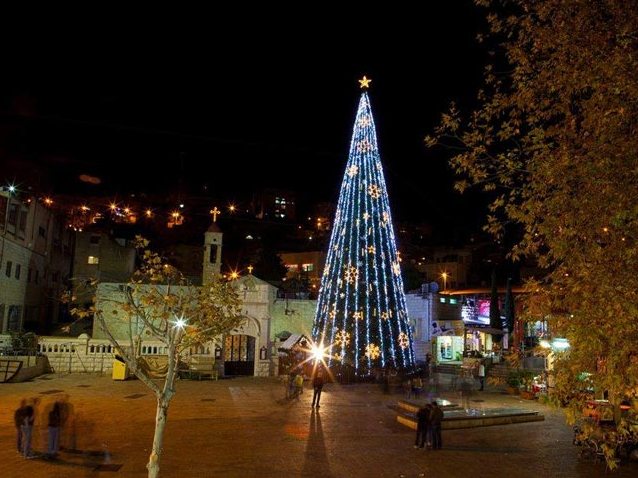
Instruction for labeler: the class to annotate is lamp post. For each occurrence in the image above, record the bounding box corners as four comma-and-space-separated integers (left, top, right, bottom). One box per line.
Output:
441, 272, 448, 291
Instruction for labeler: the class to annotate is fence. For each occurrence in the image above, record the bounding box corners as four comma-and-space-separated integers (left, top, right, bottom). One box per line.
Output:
37, 336, 214, 374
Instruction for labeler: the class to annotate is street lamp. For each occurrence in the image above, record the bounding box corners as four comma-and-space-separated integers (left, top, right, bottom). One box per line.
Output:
441, 272, 449, 291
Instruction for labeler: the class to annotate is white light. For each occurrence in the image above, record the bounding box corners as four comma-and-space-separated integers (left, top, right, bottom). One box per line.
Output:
539, 340, 551, 349
173, 316, 187, 330
552, 338, 570, 350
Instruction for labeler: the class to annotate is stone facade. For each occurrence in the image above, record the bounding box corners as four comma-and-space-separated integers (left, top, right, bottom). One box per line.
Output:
0, 193, 73, 334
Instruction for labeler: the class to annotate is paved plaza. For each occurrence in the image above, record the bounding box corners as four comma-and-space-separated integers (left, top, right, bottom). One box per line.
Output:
1, 373, 636, 477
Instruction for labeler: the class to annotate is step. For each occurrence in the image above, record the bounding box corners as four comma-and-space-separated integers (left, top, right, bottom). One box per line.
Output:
396, 405, 544, 430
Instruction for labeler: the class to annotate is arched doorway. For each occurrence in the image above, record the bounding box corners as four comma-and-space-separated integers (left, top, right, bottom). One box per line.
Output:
223, 334, 255, 376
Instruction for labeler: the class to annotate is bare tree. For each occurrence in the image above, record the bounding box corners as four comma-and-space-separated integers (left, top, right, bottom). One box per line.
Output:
69, 237, 244, 478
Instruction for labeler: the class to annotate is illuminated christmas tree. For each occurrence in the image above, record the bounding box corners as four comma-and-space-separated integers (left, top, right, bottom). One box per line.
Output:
312, 77, 415, 375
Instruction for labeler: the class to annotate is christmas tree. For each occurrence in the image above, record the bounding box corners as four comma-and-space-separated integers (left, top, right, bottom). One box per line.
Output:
312, 77, 415, 376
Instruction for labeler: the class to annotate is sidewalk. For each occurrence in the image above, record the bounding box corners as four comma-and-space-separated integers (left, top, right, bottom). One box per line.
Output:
0, 373, 635, 477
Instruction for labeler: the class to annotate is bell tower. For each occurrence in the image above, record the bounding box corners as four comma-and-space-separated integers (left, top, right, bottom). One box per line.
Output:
203, 221, 223, 285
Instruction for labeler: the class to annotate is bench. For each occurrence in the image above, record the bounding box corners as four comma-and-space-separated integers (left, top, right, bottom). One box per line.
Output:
179, 356, 218, 380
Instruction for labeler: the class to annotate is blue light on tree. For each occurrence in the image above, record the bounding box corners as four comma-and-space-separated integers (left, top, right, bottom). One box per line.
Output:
312, 79, 415, 375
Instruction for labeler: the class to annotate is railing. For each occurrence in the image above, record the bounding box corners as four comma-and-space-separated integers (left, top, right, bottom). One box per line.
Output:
35, 335, 215, 374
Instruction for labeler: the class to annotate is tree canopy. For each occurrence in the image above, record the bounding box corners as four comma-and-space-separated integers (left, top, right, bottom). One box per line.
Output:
427, 0, 638, 466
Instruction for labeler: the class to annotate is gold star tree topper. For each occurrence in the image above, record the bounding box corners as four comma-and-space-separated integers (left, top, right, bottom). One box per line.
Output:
359, 75, 372, 89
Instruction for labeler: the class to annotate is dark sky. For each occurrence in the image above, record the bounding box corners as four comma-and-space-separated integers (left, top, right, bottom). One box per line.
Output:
1, 3, 487, 229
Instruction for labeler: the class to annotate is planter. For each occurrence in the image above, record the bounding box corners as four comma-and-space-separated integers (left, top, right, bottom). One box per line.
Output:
506, 386, 519, 395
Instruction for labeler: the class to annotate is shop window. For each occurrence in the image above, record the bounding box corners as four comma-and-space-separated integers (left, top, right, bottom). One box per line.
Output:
449, 298, 457, 305
302, 263, 314, 272
87, 256, 100, 265
439, 297, 446, 303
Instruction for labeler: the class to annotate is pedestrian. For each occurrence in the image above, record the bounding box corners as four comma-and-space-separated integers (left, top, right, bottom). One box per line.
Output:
404, 378, 413, 399
21, 403, 35, 458
287, 371, 297, 399
414, 404, 430, 449
294, 372, 304, 398
311, 368, 325, 408
430, 401, 444, 450
14, 399, 27, 453
478, 361, 486, 391
412, 376, 423, 399
47, 402, 62, 458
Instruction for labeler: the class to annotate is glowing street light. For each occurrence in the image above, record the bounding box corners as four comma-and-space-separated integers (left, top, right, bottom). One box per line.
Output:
441, 272, 449, 291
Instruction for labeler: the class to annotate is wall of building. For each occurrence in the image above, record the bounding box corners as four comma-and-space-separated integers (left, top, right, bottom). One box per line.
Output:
73, 232, 135, 284
0, 194, 73, 334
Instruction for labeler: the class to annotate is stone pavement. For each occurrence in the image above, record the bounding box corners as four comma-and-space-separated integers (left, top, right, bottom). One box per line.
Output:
1, 373, 636, 478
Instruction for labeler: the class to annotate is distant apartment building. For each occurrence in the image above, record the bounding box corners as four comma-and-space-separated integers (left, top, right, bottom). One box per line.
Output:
72, 231, 136, 285
278, 251, 326, 288
252, 189, 296, 221
0, 191, 74, 333
417, 248, 473, 290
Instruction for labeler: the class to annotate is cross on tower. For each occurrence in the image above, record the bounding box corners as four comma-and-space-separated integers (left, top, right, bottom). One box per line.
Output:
247, 265, 254, 274
210, 207, 221, 222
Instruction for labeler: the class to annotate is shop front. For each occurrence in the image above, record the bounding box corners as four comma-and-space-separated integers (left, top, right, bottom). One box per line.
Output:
436, 334, 464, 363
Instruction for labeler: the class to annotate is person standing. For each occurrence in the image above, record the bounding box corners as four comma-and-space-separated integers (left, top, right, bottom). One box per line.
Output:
414, 405, 430, 448
311, 368, 326, 408
21, 403, 35, 458
14, 399, 26, 453
430, 401, 444, 450
478, 361, 486, 391
47, 402, 62, 458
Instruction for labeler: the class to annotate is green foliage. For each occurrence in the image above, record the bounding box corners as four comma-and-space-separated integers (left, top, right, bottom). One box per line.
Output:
427, 0, 638, 467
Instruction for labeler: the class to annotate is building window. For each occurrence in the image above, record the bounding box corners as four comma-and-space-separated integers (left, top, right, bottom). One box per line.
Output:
52, 271, 59, 283
89, 235, 101, 245
38, 226, 47, 238
18, 211, 27, 233
88, 256, 100, 265
34, 270, 39, 284
449, 298, 457, 305
302, 263, 314, 272
7, 305, 22, 332
15, 264, 21, 280
7, 204, 18, 226
285, 264, 298, 271
439, 297, 446, 303
27, 268, 32, 283
0, 304, 4, 332
5, 261, 12, 277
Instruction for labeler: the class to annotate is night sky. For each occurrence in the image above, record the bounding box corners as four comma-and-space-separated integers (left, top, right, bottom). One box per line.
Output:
1, 2, 487, 230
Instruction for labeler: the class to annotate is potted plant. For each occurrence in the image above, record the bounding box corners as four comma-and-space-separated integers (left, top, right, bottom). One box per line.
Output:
506, 370, 521, 395
519, 370, 537, 399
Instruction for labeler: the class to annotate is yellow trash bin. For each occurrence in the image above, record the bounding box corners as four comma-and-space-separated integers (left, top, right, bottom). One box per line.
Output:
112, 356, 129, 380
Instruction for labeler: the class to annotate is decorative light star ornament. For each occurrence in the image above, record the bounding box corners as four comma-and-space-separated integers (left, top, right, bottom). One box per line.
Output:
312, 82, 415, 376
358, 75, 372, 89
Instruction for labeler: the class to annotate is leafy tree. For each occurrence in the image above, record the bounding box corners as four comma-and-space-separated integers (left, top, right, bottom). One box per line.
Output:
427, 0, 638, 466
68, 237, 243, 478
489, 268, 502, 342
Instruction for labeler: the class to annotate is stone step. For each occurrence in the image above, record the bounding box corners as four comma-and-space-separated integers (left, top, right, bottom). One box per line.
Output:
396, 404, 544, 430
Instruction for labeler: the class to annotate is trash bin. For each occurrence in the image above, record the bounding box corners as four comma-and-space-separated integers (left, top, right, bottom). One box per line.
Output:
112, 355, 129, 380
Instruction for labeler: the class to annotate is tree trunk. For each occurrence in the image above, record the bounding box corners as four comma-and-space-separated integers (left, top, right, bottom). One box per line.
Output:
147, 398, 169, 478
